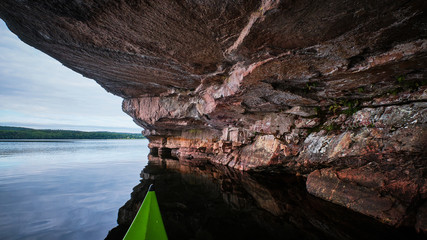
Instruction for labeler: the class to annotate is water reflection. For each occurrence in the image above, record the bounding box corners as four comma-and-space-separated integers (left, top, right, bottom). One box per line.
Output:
106, 156, 422, 240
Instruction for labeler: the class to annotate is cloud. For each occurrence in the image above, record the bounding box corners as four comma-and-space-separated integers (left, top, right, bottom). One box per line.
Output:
0, 20, 141, 133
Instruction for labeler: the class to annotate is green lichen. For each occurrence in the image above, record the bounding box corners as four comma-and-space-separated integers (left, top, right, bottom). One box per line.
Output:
314, 106, 322, 115
188, 129, 203, 134
307, 123, 340, 134
387, 87, 402, 96
324, 124, 339, 132
328, 102, 341, 114
306, 82, 318, 91
327, 99, 360, 116
395, 75, 426, 91
342, 100, 360, 116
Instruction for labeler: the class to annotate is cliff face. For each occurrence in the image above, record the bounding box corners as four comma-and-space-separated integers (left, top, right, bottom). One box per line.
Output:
1, 0, 426, 231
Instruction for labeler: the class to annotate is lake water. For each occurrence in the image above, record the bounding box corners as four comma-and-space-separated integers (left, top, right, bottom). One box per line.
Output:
0, 139, 149, 240
107, 157, 424, 240
0, 140, 423, 240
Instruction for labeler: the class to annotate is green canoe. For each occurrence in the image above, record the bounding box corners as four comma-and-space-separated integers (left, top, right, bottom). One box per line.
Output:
123, 184, 168, 240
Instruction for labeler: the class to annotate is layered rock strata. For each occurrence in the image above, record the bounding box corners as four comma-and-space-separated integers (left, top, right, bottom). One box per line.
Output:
1, 0, 426, 231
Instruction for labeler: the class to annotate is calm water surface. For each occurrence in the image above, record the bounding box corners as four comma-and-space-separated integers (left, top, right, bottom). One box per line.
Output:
1, 140, 423, 240
0, 139, 149, 240
107, 156, 424, 240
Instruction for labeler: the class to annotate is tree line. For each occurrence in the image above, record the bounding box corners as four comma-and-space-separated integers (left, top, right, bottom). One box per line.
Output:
0, 126, 144, 139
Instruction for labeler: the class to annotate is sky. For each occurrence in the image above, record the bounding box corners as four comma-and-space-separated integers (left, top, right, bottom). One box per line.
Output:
0, 20, 142, 133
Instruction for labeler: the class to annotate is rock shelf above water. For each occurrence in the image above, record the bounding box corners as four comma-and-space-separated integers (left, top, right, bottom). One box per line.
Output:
1, 0, 426, 232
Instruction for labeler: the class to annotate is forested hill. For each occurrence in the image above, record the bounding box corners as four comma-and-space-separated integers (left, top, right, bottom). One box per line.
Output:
0, 126, 144, 139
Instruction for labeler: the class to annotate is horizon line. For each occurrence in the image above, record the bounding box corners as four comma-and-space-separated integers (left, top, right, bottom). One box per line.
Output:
0, 122, 142, 134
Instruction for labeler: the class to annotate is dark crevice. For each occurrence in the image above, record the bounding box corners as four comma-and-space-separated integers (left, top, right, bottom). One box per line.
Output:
347, 48, 371, 70
363, 99, 427, 108
158, 147, 179, 160
150, 147, 159, 157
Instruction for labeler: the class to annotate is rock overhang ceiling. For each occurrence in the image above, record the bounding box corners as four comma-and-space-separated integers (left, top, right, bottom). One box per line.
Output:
1, 0, 426, 232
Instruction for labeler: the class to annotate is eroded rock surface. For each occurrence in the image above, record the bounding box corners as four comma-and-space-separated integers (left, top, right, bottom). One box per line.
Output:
1, 0, 426, 231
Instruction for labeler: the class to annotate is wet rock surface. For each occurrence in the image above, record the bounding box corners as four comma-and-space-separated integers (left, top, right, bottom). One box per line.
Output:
1, 0, 426, 231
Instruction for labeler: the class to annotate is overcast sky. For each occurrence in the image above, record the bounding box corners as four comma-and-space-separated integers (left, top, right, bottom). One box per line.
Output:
0, 20, 142, 133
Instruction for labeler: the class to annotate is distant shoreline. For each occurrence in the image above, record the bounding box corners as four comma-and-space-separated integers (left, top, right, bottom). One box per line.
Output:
0, 139, 74, 142
0, 126, 145, 140
0, 139, 145, 142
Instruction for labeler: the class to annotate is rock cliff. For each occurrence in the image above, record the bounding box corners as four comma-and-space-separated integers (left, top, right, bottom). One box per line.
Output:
1, 0, 426, 232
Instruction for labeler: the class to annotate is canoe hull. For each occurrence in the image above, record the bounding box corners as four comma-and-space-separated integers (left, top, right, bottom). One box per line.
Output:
123, 186, 168, 240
